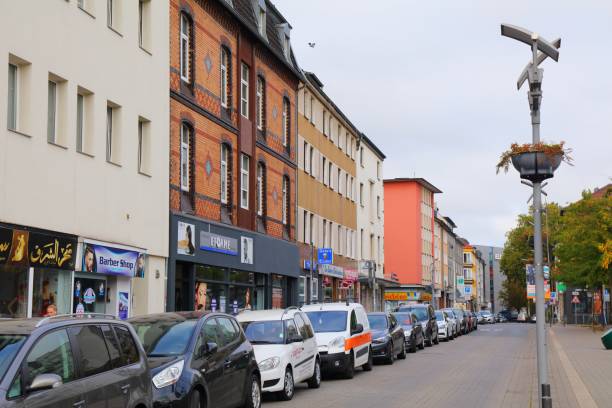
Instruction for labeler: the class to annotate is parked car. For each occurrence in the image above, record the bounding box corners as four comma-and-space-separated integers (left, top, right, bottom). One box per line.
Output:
476, 311, 486, 324
517, 310, 528, 322
471, 312, 478, 330
452, 308, 468, 335
302, 303, 373, 379
500, 309, 518, 321
0, 314, 152, 408
441, 308, 458, 338
481, 310, 495, 324
391, 312, 425, 352
495, 313, 508, 323
129, 311, 261, 408
237, 308, 320, 401
396, 304, 438, 346
434, 310, 453, 341
367, 313, 406, 364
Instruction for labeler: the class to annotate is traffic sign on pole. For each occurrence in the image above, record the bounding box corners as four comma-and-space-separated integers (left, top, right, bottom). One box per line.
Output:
571, 295, 580, 304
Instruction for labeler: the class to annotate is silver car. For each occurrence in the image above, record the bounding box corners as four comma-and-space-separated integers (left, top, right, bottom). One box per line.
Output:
440, 308, 458, 339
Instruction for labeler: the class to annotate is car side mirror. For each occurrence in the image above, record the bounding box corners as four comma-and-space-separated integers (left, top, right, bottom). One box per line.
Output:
288, 334, 303, 344
351, 323, 363, 335
27, 374, 63, 393
205, 342, 218, 356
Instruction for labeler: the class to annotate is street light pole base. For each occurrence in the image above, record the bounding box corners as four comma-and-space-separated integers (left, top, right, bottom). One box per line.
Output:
541, 384, 552, 408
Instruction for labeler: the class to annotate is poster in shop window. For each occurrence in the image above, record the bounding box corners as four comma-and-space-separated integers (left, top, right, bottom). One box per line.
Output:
118, 292, 129, 320
241, 236, 253, 264
177, 222, 196, 256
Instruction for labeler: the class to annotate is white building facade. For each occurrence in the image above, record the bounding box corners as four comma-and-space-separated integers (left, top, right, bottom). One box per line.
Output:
0, 0, 169, 319
356, 135, 386, 311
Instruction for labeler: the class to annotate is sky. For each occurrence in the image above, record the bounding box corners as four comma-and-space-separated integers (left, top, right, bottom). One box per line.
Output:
274, 0, 612, 247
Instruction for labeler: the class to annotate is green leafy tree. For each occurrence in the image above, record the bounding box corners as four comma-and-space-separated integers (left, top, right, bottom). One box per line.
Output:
498, 279, 527, 311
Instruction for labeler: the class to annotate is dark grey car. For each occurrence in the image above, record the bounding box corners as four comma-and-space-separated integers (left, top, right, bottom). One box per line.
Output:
0, 314, 152, 408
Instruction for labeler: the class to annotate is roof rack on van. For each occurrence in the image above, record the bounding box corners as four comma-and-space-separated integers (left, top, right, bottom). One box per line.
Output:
280, 306, 299, 321
36, 313, 117, 328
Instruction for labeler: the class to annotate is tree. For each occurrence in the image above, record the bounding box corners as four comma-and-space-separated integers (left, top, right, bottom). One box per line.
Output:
498, 279, 527, 311
555, 191, 612, 288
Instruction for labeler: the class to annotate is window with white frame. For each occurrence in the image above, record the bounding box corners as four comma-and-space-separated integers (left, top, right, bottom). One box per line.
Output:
359, 183, 364, 206
256, 76, 265, 130
282, 97, 290, 149
337, 225, 342, 254
377, 196, 380, 218
282, 176, 289, 226
337, 124, 341, 147
337, 168, 341, 194
138, 117, 151, 175
322, 111, 327, 136
345, 174, 349, 198
345, 132, 350, 155
240, 154, 250, 209
310, 213, 314, 244
138, 0, 151, 50
106, 104, 115, 162
180, 122, 191, 191
257, 6, 266, 36
47, 80, 57, 143
240, 63, 249, 118
221, 144, 230, 204
304, 91, 310, 119
322, 220, 327, 248
328, 162, 332, 189
309, 146, 314, 177
322, 157, 327, 186
303, 141, 309, 173
377, 161, 381, 180
310, 97, 314, 124
360, 147, 364, 167
221, 48, 230, 108
180, 13, 192, 83
7, 63, 18, 131
256, 161, 265, 217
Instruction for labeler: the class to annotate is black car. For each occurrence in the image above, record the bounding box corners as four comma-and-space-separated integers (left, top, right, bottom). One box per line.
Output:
396, 304, 438, 346
499, 309, 518, 322
129, 312, 261, 408
367, 313, 406, 364
391, 312, 425, 352
0, 314, 152, 408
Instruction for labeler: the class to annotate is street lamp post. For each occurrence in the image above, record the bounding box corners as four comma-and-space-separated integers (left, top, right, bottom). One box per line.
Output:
501, 24, 561, 408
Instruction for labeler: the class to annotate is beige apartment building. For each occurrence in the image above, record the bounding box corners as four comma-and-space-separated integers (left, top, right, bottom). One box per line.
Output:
296, 72, 359, 305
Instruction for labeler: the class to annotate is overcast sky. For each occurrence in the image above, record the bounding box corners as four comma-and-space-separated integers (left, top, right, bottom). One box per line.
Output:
275, 0, 612, 247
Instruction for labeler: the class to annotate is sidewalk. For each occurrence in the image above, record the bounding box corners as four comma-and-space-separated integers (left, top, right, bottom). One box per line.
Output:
548, 325, 612, 408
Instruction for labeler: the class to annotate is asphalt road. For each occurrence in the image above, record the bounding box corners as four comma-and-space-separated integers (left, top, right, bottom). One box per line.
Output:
263, 323, 535, 408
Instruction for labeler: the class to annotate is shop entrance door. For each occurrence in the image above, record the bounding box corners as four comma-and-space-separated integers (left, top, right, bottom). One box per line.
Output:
73, 275, 107, 315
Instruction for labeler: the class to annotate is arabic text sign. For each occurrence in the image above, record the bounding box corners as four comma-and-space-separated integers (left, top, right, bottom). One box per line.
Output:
0, 226, 76, 270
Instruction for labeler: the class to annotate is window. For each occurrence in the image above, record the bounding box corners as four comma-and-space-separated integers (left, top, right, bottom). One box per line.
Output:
360, 229, 364, 258
294, 313, 312, 339
309, 146, 314, 176
283, 34, 290, 59
377, 196, 380, 218
328, 162, 332, 188
7, 63, 17, 130
311, 277, 318, 299
107, 0, 114, 27
345, 174, 349, 198
302, 211, 308, 242
22, 330, 74, 394
180, 122, 191, 191
257, 6, 266, 36
282, 176, 289, 226
113, 325, 140, 365
377, 161, 381, 180
323, 111, 327, 136
240, 63, 249, 118
76, 93, 84, 152
47, 80, 57, 143
256, 162, 265, 216
138, 117, 151, 174
322, 220, 327, 247
304, 91, 310, 119
337, 225, 341, 254
282, 97, 290, 149
337, 168, 341, 194
337, 124, 341, 146
310, 97, 314, 124
360, 183, 364, 206
221, 144, 230, 204
138, 0, 151, 50
345, 132, 350, 155
347, 229, 351, 257
70, 325, 112, 377
180, 13, 192, 83
106, 104, 115, 162
303, 141, 308, 172
321, 157, 326, 185
256, 76, 265, 130
240, 154, 250, 209
100, 325, 123, 369
360, 147, 364, 167
221, 48, 230, 108
310, 213, 314, 244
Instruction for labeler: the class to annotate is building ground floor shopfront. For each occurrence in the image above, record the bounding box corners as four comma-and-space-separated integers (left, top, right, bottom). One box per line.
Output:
0, 222, 163, 320
382, 285, 435, 312
168, 214, 300, 313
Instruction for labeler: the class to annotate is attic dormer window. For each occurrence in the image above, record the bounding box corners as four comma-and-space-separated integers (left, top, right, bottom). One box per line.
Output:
283, 34, 290, 59
258, 8, 266, 36
277, 23, 291, 60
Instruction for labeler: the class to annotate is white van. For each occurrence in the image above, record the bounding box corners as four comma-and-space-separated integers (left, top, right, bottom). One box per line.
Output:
301, 302, 373, 379
237, 308, 321, 401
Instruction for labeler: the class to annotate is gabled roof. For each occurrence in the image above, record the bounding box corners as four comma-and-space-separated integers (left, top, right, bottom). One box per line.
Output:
383, 178, 442, 194
217, 0, 303, 80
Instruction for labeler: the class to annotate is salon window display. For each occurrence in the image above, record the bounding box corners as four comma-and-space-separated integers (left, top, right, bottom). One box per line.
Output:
73, 277, 107, 315
31, 269, 71, 317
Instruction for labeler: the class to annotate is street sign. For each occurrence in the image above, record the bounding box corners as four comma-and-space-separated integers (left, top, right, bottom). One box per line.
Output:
550, 291, 557, 300
557, 282, 566, 293
572, 291, 580, 296
317, 248, 333, 265
543, 265, 550, 279
571, 295, 580, 304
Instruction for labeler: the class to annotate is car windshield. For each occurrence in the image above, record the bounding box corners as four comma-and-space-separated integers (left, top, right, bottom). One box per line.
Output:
482, 311, 491, 316
305, 311, 347, 333
241, 321, 285, 344
0, 335, 27, 381
435, 311, 445, 321
392, 313, 412, 327
399, 308, 428, 322
132, 320, 198, 357
367, 315, 388, 330
443, 310, 455, 318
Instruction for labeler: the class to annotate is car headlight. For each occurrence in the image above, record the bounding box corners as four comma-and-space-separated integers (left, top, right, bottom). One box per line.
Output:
152, 360, 184, 389
403, 329, 412, 337
258, 357, 281, 372
328, 336, 345, 350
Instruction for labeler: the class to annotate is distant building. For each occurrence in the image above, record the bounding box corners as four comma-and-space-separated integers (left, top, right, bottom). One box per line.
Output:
462, 243, 486, 311
435, 215, 462, 308
474, 245, 505, 313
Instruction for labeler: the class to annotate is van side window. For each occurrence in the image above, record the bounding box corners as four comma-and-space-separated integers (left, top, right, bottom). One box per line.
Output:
293, 314, 309, 339
69, 325, 112, 377
350, 310, 358, 332
299, 313, 315, 338
284, 319, 299, 341
113, 325, 140, 365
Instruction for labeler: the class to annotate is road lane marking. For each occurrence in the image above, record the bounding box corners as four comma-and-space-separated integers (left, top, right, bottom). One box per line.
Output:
550, 330, 598, 408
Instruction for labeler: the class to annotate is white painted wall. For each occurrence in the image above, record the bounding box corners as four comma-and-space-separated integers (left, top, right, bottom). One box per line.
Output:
356, 140, 385, 278
0, 0, 169, 315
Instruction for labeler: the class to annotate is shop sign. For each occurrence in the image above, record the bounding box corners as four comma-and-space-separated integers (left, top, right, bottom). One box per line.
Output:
82, 241, 145, 277
200, 231, 238, 256
0, 226, 76, 270
384, 292, 408, 301
344, 268, 359, 283
317, 248, 333, 265
526, 264, 535, 299
319, 264, 343, 279
421, 292, 433, 302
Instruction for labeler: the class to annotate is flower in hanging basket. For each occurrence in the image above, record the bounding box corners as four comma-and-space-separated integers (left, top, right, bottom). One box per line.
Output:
496, 141, 573, 174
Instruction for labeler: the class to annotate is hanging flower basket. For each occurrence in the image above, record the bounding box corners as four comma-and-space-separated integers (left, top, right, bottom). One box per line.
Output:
496, 142, 573, 182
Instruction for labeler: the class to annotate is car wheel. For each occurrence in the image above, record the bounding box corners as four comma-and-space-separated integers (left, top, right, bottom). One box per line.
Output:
362, 348, 373, 371
418, 334, 425, 350
385, 342, 394, 365
344, 352, 355, 379
243, 374, 261, 408
277, 368, 294, 401
426, 332, 432, 347
190, 389, 202, 408
398, 340, 407, 359
307, 358, 321, 389
433, 331, 439, 345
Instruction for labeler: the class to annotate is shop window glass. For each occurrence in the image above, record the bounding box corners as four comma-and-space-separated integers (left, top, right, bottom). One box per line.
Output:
32, 268, 72, 317
272, 275, 285, 309
0, 267, 28, 318
229, 285, 253, 312
195, 265, 226, 282
230, 269, 254, 284
25, 329, 75, 386
203, 282, 226, 313
73, 277, 106, 315
69, 325, 112, 377
298, 277, 305, 305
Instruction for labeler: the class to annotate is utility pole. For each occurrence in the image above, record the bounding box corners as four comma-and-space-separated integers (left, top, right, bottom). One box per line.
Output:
501, 24, 561, 408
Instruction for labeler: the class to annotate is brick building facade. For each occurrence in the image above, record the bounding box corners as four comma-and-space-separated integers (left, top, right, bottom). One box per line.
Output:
167, 0, 302, 313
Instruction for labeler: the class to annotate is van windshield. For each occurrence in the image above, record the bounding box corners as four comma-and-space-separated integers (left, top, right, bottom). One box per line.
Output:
0, 335, 27, 382
305, 311, 347, 333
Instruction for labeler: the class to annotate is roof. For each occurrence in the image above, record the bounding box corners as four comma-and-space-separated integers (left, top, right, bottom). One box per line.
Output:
0, 318, 41, 335
360, 132, 386, 160
217, 0, 303, 80
128, 311, 211, 322
592, 183, 611, 198
301, 302, 364, 312
236, 308, 298, 322
383, 178, 442, 194
443, 216, 457, 229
